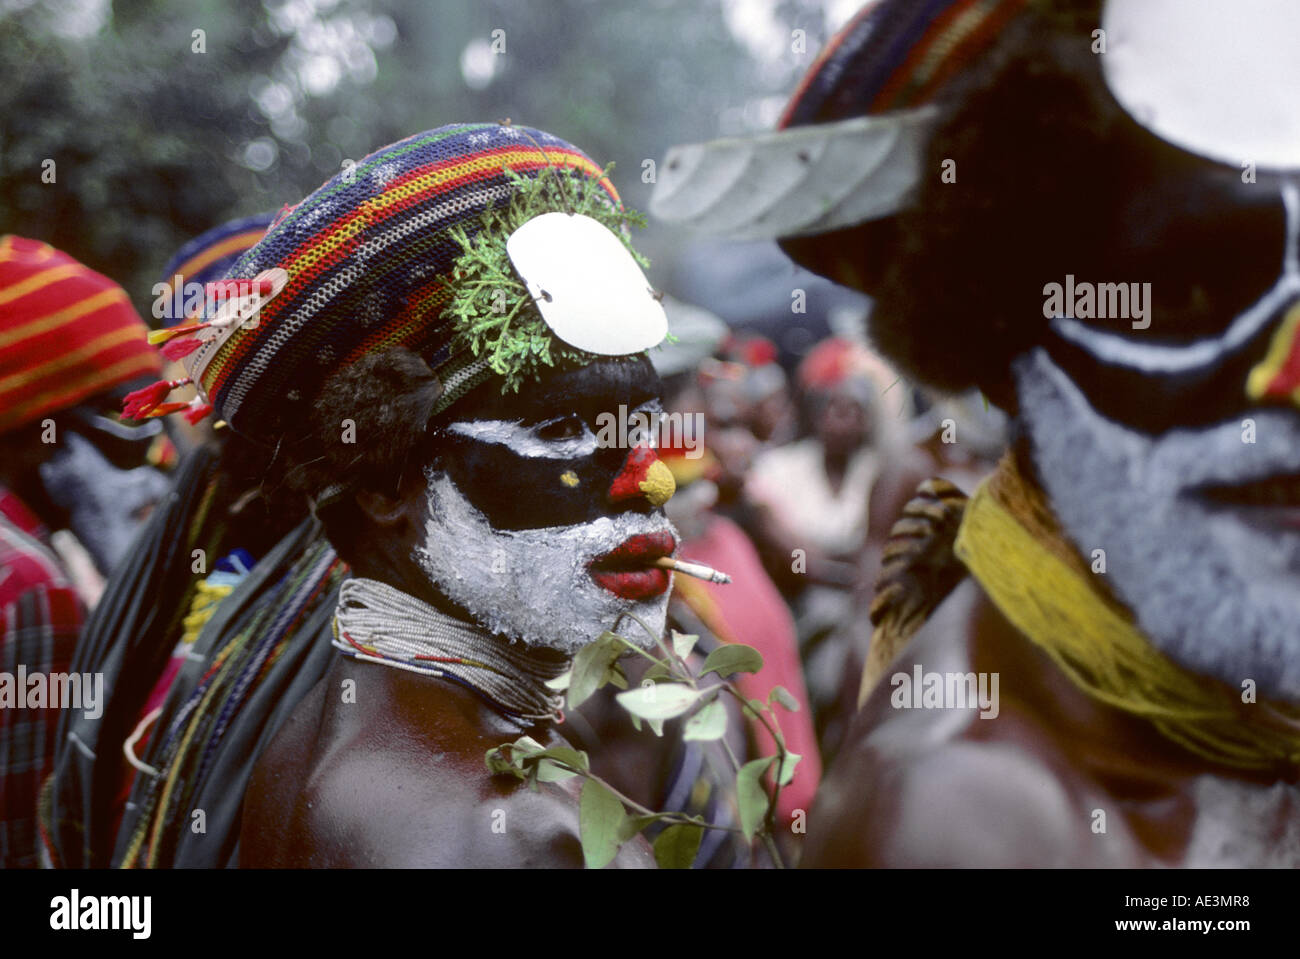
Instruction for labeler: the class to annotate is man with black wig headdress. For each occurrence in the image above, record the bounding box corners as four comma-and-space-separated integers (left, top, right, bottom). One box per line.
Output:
653, 0, 1300, 865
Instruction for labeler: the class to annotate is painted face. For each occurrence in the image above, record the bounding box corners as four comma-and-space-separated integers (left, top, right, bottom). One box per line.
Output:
37, 407, 173, 575
1004, 47, 1300, 698
411, 356, 679, 654
1017, 348, 1300, 701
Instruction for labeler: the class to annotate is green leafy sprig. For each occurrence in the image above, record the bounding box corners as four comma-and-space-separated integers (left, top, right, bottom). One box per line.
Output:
486, 616, 800, 870
445, 162, 651, 395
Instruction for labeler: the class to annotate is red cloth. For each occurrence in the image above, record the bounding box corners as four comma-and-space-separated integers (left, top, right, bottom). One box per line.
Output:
0, 235, 160, 434
672, 514, 822, 820
0, 486, 84, 867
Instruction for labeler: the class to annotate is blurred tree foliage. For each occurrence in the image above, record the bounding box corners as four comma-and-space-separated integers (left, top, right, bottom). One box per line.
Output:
0, 0, 818, 320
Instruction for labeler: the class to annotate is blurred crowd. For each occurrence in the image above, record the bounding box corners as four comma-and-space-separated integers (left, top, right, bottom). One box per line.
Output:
654, 302, 1007, 766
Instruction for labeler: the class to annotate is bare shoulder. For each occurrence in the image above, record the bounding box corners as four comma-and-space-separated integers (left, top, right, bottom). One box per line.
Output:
803, 581, 1144, 867
242, 661, 653, 868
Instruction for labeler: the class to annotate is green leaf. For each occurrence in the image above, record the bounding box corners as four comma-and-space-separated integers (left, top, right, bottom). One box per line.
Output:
736, 757, 776, 841
642, 661, 673, 683
776, 752, 802, 787
616, 683, 702, 721
671, 630, 699, 660
701, 644, 764, 679
537, 759, 580, 783
579, 778, 627, 869
544, 669, 571, 692
617, 813, 670, 843
485, 746, 524, 779
646, 718, 665, 737
568, 632, 625, 710
528, 746, 590, 783
682, 698, 727, 741
769, 685, 800, 712
510, 735, 545, 757
653, 823, 703, 869
607, 662, 629, 690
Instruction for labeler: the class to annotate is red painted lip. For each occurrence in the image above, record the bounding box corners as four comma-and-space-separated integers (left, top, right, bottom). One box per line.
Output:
588, 532, 677, 600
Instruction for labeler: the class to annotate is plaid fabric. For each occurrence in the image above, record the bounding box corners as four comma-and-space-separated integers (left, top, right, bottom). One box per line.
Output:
0, 486, 83, 868
0, 236, 161, 434
183, 123, 617, 443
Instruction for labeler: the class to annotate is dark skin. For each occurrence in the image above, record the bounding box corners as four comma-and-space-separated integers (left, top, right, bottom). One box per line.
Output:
241, 656, 654, 867
799, 577, 1298, 866
241, 356, 666, 867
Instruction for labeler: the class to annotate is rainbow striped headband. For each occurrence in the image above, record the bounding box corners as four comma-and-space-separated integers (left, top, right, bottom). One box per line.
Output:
128, 123, 665, 439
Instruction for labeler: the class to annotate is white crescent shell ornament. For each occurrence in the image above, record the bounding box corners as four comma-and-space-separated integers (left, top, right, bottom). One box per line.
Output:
1101, 0, 1300, 170
506, 212, 668, 355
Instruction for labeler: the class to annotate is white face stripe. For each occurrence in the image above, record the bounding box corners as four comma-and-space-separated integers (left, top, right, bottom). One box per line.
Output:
445, 400, 664, 459
446, 418, 599, 459
1049, 180, 1300, 374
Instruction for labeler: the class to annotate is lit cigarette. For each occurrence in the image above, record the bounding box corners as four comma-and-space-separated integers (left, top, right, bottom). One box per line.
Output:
653, 556, 732, 584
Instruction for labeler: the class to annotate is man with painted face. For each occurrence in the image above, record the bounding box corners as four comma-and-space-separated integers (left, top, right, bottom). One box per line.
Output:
0, 236, 169, 866
127, 124, 680, 867
652, 0, 1300, 865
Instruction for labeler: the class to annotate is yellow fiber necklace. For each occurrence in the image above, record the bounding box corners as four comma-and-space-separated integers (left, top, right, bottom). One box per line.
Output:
955, 454, 1300, 774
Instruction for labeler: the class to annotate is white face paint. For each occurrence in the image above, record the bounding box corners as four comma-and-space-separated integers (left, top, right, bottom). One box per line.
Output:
1015, 348, 1300, 701
1049, 181, 1300, 375
445, 400, 663, 459
446, 417, 600, 459
412, 468, 676, 655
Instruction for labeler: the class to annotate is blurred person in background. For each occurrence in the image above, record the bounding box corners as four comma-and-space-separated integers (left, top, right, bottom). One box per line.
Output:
744, 336, 922, 744
655, 302, 823, 858
0, 235, 170, 867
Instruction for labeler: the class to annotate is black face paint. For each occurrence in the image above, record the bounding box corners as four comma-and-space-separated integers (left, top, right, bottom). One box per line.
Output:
430, 355, 663, 531
1035, 117, 1298, 435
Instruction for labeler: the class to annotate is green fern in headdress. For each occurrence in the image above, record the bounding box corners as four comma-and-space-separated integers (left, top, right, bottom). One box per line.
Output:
446, 162, 651, 394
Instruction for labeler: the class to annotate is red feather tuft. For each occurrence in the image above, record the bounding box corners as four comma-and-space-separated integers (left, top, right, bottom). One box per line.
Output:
122, 380, 173, 420
160, 335, 202, 360
183, 401, 214, 426
143, 401, 191, 419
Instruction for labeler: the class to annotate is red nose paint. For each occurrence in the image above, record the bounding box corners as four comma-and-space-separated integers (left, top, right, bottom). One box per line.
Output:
607, 443, 659, 503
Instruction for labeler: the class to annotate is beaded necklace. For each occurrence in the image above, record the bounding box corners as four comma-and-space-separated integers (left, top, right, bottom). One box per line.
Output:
332, 577, 566, 723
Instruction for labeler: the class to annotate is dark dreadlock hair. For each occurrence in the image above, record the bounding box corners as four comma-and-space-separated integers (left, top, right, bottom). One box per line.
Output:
277, 346, 449, 566
783, 0, 1184, 413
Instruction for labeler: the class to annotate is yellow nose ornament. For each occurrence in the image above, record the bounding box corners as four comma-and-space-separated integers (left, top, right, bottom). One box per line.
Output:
639, 460, 676, 506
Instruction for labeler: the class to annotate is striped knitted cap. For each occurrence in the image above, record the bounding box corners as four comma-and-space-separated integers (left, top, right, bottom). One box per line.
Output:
181, 123, 627, 443
780, 0, 1029, 129
768, 0, 1029, 294
155, 213, 275, 327
0, 236, 161, 435
649, 0, 1030, 262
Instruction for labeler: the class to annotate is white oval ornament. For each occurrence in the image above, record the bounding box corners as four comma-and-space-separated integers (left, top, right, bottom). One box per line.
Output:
506, 212, 668, 355
1101, 0, 1300, 170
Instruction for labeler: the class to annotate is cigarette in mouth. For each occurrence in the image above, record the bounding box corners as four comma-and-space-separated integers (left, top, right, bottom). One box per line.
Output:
653, 556, 732, 584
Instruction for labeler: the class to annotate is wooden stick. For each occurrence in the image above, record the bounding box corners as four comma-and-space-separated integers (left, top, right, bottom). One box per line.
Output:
653, 556, 732, 584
